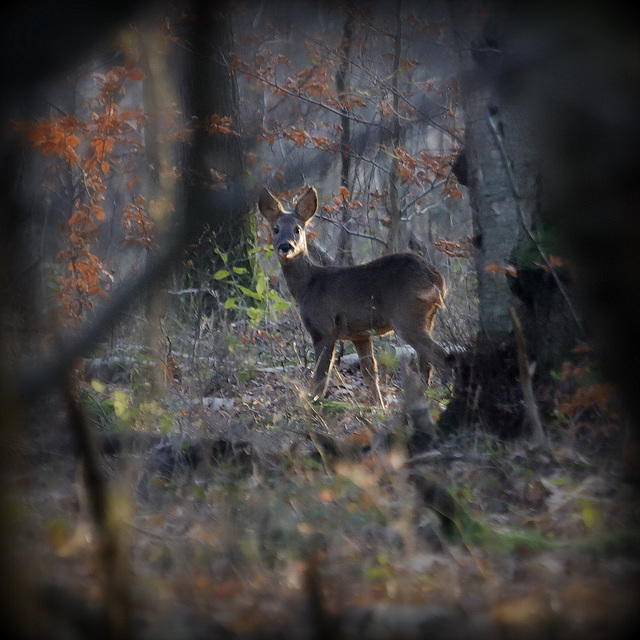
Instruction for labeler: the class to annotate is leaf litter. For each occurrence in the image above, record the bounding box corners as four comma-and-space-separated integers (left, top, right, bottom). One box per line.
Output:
10, 339, 640, 640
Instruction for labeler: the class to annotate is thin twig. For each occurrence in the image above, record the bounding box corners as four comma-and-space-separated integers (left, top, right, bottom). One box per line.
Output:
307, 34, 462, 144
316, 213, 386, 246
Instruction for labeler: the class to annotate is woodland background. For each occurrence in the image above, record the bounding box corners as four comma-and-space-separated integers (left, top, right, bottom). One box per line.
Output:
1, 0, 639, 639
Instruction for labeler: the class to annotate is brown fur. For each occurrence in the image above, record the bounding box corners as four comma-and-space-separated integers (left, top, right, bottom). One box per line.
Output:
258, 186, 450, 405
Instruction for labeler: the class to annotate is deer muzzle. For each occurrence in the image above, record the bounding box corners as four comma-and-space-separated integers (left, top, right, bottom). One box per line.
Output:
277, 242, 296, 258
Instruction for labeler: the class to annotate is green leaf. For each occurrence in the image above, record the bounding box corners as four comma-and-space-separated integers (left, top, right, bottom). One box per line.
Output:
269, 291, 290, 311
232, 266, 248, 275
214, 248, 229, 263
364, 565, 392, 582
160, 413, 173, 433
239, 285, 263, 301
582, 503, 599, 530
91, 379, 106, 393
139, 400, 160, 414
224, 297, 238, 309
247, 307, 263, 325
255, 275, 267, 296
113, 390, 129, 418
274, 299, 290, 312
213, 269, 230, 280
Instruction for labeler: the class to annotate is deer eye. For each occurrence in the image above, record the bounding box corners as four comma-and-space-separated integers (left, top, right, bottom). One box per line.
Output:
273, 226, 280, 235
294, 226, 301, 237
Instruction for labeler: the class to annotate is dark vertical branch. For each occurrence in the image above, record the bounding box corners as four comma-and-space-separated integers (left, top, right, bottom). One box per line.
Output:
181, 0, 252, 307
182, 0, 248, 246
335, 13, 355, 265
386, 0, 404, 253
63, 378, 133, 640
139, 25, 179, 392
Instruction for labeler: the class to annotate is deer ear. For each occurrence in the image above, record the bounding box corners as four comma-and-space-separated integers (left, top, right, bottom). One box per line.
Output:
295, 186, 318, 223
258, 187, 282, 224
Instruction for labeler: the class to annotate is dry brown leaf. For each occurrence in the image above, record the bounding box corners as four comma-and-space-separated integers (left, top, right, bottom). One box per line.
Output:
491, 592, 552, 627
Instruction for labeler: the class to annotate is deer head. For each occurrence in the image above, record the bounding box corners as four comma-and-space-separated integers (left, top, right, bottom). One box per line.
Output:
258, 187, 318, 262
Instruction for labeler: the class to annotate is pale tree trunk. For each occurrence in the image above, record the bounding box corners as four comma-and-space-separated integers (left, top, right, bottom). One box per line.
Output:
451, 1, 577, 378
450, 2, 537, 347
443, 1, 543, 438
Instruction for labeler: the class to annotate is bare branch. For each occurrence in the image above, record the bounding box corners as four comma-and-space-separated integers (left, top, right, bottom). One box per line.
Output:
316, 212, 387, 246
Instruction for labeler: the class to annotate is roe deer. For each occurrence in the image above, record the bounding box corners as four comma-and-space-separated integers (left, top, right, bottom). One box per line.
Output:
258, 186, 451, 406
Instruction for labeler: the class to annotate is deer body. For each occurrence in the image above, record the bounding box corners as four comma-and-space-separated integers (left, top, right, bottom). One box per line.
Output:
259, 186, 450, 405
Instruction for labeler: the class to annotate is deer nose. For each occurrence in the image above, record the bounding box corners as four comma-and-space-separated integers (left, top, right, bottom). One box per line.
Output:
278, 242, 294, 256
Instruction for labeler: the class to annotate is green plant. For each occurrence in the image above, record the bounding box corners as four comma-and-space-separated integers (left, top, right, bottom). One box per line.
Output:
213, 245, 290, 325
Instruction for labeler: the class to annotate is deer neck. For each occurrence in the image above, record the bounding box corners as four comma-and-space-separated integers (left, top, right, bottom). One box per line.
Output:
280, 252, 319, 304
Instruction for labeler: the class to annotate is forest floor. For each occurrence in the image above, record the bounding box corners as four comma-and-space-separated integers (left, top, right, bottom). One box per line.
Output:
8, 319, 640, 640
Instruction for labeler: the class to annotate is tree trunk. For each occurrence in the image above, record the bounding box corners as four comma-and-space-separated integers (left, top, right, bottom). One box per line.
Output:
444, 1, 585, 441
334, 14, 355, 266
385, 0, 407, 254
181, 0, 253, 307
444, 2, 540, 437
451, 4, 530, 346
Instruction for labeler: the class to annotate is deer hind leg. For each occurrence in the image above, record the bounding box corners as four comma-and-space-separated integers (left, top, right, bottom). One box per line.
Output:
420, 356, 434, 386
311, 338, 337, 401
393, 318, 451, 385
352, 336, 385, 407
419, 310, 438, 384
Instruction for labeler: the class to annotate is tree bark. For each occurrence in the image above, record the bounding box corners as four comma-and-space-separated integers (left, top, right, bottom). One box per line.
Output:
443, 1, 543, 436
181, 0, 253, 300
385, 0, 407, 254
451, 2, 581, 383
334, 14, 355, 266
450, 3, 535, 346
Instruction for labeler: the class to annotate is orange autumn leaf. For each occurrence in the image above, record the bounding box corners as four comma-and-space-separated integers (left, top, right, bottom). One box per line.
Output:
127, 177, 141, 193
486, 264, 517, 277
318, 488, 335, 502
572, 342, 592, 354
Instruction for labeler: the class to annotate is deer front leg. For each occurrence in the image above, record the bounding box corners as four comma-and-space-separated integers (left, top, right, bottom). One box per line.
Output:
311, 338, 336, 401
352, 337, 385, 407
